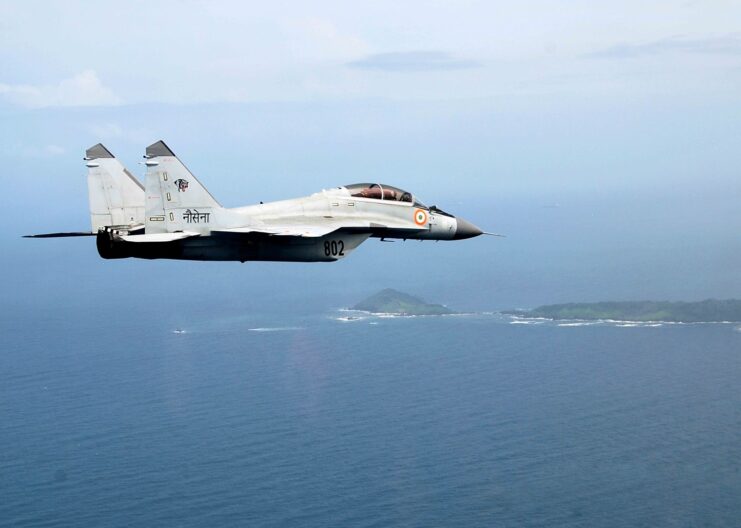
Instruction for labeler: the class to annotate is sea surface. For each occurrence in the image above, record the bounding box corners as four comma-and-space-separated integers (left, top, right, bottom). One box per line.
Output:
1, 307, 740, 527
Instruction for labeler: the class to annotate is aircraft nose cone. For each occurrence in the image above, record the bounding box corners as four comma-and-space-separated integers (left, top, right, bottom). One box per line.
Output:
453, 217, 483, 240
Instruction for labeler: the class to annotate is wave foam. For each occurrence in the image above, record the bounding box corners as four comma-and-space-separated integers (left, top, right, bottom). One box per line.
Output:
248, 327, 305, 332
334, 316, 364, 322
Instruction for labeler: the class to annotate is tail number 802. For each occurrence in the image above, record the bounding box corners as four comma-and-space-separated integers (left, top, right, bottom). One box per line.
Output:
324, 240, 345, 257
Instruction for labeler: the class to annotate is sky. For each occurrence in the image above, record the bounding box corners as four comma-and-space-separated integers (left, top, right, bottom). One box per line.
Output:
1, 1, 739, 310
2, 1, 741, 105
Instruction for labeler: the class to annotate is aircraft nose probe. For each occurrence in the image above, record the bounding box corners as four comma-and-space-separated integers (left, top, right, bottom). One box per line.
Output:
451, 217, 505, 239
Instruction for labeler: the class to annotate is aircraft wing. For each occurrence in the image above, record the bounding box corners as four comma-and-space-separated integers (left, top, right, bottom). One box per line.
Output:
214, 224, 352, 238
213, 220, 426, 238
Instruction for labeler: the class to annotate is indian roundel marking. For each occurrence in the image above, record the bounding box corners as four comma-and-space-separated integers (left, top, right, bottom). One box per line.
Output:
414, 209, 428, 226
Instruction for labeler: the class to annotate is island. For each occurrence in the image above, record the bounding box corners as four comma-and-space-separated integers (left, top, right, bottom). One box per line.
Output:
504, 299, 741, 323
352, 288, 455, 315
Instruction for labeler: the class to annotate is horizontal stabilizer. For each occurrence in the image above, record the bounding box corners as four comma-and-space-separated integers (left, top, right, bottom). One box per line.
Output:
120, 231, 200, 243
23, 232, 96, 238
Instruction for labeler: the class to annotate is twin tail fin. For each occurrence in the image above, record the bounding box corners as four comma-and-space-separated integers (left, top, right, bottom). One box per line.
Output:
25, 141, 220, 238
143, 140, 221, 234
86, 143, 145, 231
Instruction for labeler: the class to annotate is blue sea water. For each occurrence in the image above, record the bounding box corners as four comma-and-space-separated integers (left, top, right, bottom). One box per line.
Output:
3, 91, 741, 527
1, 304, 739, 527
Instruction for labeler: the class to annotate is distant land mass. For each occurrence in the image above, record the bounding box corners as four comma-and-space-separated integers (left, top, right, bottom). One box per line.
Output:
352, 289, 455, 315
505, 299, 741, 323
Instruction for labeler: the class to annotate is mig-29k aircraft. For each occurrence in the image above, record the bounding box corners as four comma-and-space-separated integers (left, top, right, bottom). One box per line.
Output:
26, 141, 494, 262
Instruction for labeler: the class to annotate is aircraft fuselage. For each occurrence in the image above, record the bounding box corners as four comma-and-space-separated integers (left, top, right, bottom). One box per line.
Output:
27, 142, 488, 263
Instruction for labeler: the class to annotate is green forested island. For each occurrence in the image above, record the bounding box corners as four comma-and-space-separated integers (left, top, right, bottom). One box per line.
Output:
352, 289, 455, 315
505, 299, 741, 323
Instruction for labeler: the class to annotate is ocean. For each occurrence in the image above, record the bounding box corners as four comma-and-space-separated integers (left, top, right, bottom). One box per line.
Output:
3, 72, 741, 528
1, 304, 739, 527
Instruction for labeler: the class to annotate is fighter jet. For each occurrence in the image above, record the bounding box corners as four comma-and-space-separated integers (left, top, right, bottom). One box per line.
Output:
26, 141, 492, 262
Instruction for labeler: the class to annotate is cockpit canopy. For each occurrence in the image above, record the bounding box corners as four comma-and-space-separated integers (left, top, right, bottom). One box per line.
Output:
342, 183, 426, 207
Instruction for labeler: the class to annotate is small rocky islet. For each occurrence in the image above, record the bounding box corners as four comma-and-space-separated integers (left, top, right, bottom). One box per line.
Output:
351, 288, 455, 316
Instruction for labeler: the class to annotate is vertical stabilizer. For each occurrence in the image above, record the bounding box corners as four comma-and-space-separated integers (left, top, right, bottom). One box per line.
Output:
86, 144, 145, 230
144, 140, 222, 234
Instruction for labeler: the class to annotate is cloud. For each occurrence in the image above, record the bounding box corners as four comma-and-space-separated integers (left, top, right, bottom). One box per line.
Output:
286, 16, 369, 60
44, 145, 65, 156
0, 70, 121, 108
346, 51, 481, 72
88, 123, 124, 139
13, 144, 67, 158
586, 35, 741, 59
86, 122, 152, 145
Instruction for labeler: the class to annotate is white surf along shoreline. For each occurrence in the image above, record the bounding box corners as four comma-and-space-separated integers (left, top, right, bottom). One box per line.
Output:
333, 308, 740, 328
